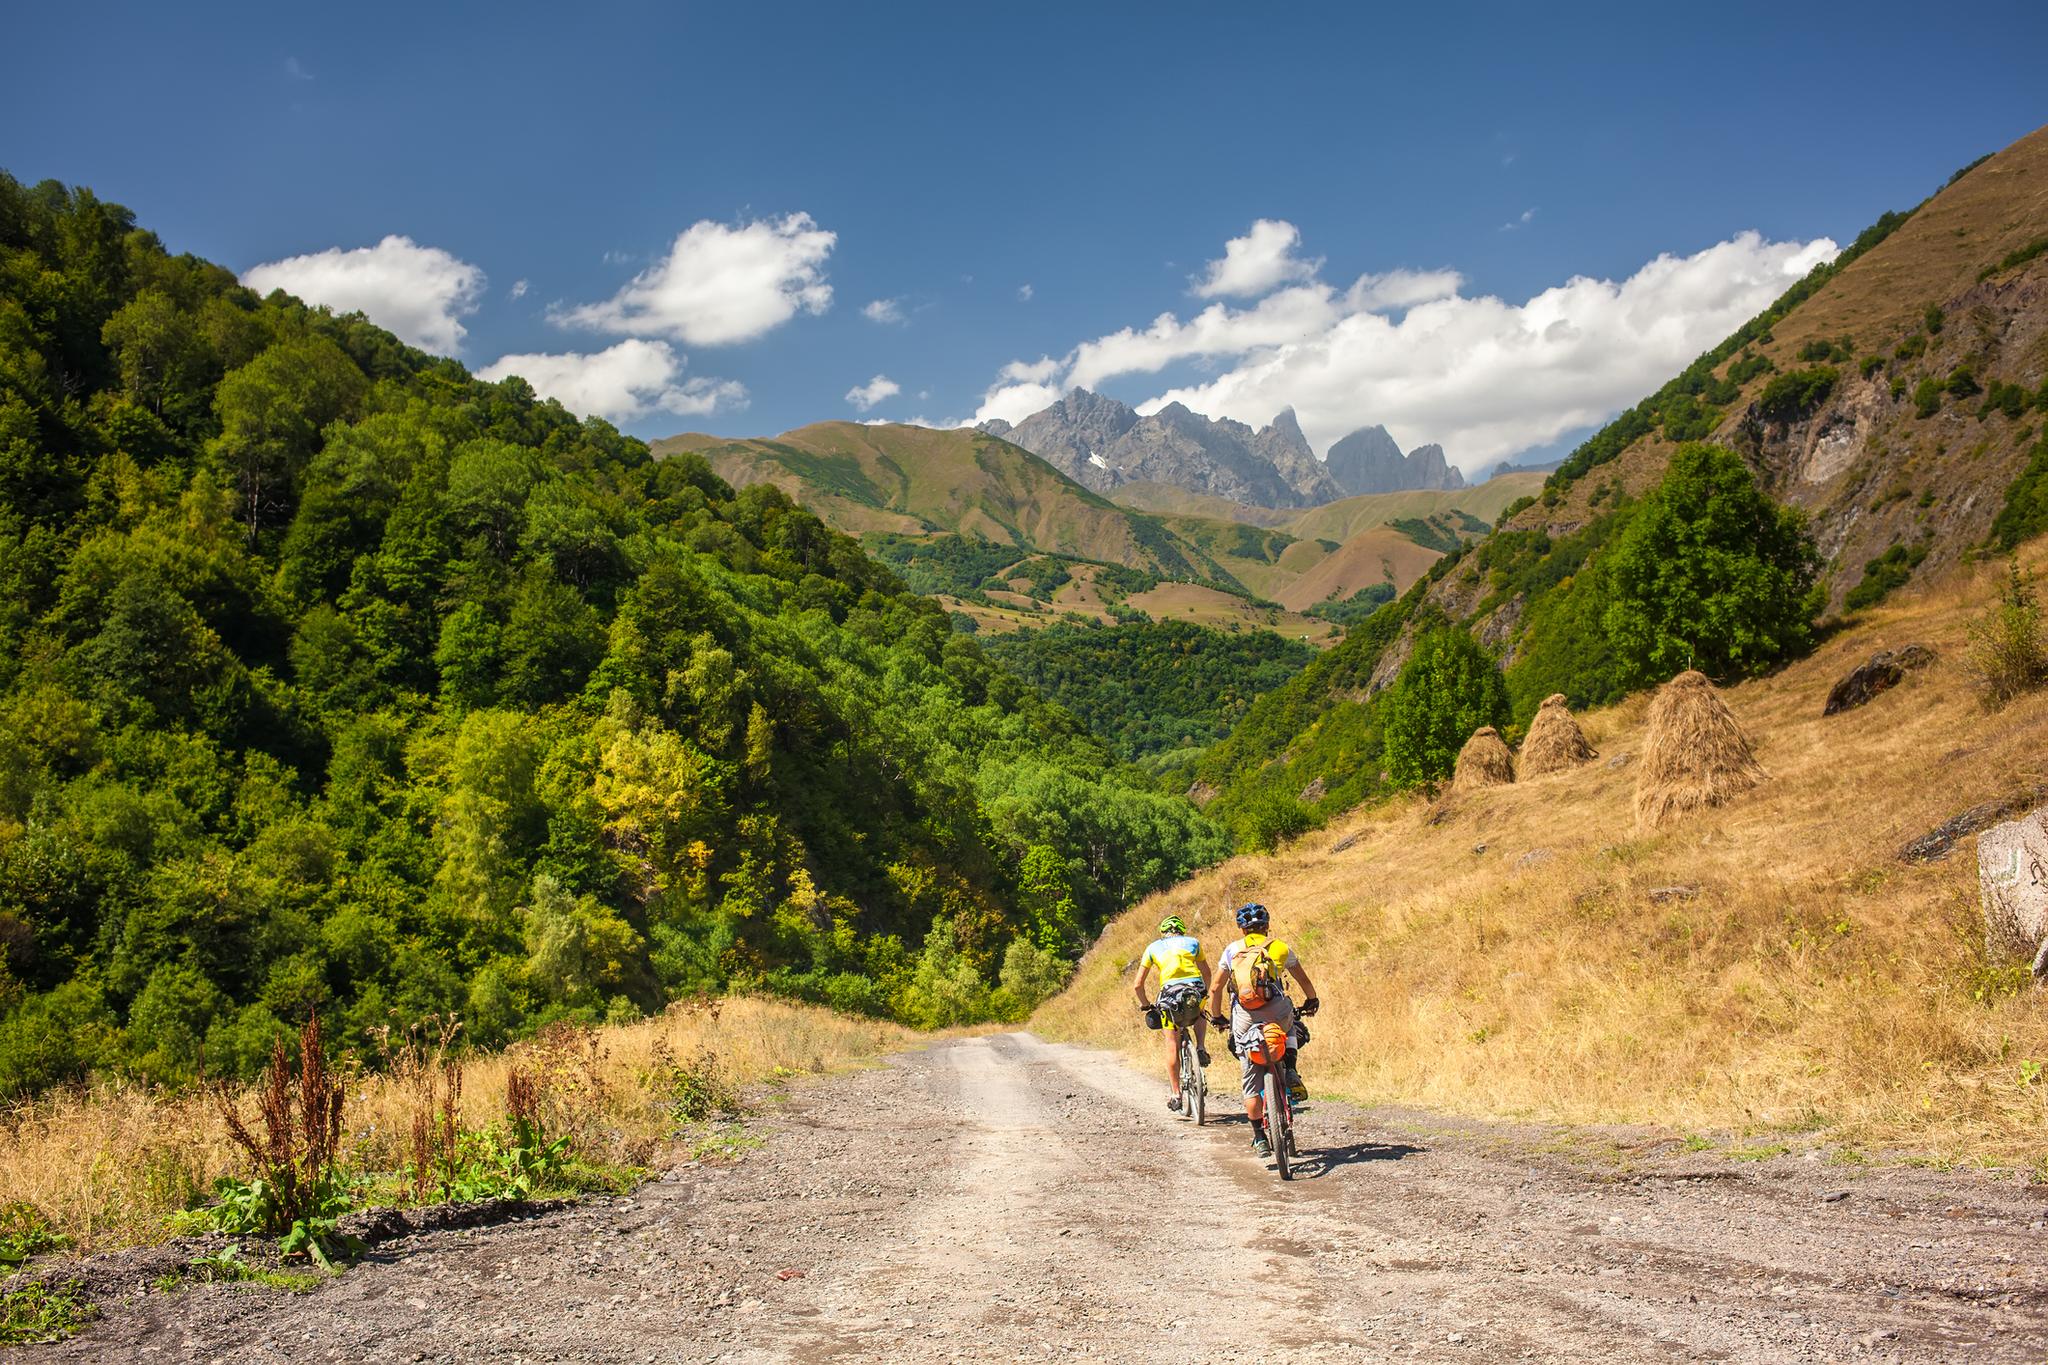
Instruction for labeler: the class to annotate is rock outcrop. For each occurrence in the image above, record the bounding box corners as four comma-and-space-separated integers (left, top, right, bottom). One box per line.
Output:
1978, 806, 2048, 980
1822, 644, 1936, 716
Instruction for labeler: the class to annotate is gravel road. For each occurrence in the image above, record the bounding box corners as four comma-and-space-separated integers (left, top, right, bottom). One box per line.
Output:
24, 1033, 2048, 1362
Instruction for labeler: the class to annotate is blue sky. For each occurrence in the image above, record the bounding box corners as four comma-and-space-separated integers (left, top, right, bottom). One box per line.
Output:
7, 1, 2044, 472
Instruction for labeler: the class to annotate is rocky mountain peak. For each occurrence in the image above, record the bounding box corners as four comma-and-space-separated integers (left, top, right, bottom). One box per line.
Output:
1325, 425, 1465, 496
986, 389, 1459, 507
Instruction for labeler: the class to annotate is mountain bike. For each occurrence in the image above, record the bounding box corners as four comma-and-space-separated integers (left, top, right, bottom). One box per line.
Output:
1173, 1016, 1206, 1125
1251, 1043, 1294, 1179
1242, 999, 1317, 1181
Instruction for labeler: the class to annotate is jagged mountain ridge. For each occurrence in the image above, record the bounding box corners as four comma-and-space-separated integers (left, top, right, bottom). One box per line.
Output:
982, 389, 1454, 508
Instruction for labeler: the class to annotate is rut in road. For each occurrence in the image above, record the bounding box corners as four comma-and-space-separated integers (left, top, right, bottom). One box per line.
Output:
25, 1033, 2048, 1363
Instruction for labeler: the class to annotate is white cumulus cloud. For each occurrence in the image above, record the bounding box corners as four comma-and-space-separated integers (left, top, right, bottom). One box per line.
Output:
509, 278, 529, 300
845, 374, 901, 412
477, 340, 746, 424
1017, 283, 1034, 302
862, 298, 904, 324
242, 235, 485, 354
554, 214, 835, 346
973, 227, 1839, 470
1191, 219, 1322, 299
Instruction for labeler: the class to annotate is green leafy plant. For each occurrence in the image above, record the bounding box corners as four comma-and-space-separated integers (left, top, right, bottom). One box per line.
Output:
0, 1282, 97, 1346
0, 1203, 67, 1270
1967, 559, 2048, 707
188, 1243, 255, 1283
205, 1014, 360, 1268
641, 1041, 743, 1129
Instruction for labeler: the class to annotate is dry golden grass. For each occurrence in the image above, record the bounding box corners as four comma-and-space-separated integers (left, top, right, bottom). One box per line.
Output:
1039, 553, 2048, 1169
0, 996, 911, 1255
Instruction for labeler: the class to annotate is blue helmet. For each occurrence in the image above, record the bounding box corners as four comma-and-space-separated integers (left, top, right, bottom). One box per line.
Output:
1235, 902, 1269, 932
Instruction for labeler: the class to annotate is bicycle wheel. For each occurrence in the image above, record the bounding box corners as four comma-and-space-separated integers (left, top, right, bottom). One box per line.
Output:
1174, 1032, 1193, 1121
1189, 1037, 1206, 1126
1265, 1068, 1291, 1180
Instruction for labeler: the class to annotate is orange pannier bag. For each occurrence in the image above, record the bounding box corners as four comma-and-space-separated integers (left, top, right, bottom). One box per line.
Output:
1245, 1021, 1290, 1067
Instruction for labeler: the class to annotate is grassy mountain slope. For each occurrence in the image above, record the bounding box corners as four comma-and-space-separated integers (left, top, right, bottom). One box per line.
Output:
656, 422, 1237, 587
1270, 525, 1443, 611
1037, 550, 2048, 1166
1282, 472, 1546, 543
1499, 124, 2048, 610
1180, 124, 2048, 835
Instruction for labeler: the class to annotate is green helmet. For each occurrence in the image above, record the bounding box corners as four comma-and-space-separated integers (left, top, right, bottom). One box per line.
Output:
1158, 914, 1188, 937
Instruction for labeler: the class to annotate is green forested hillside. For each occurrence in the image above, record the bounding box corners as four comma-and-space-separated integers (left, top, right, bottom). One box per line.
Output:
0, 173, 1228, 1096
978, 621, 1313, 765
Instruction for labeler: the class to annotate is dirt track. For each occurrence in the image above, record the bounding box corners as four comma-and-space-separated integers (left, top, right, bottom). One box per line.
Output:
25, 1033, 2048, 1362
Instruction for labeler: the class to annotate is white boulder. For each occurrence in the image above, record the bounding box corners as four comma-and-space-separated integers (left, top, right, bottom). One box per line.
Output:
1978, 807, 2048, 981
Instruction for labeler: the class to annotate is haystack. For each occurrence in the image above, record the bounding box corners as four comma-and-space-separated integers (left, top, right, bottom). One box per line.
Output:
1451, 726, 1515, 792
1519, 693, 1598, 777
1633, 670, 1765, 828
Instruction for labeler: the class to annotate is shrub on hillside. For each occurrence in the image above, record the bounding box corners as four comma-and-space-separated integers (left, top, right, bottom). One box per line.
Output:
1601, 444, 1821, 688
1990, 435, 2048, 551
1968, 559, 2048, 708
1912, 376, 1946, 418
1382, 629, 1511, 788
1844, 542, 1929, 611
1756, 367, 1839, 424
1726, 351, 1774, 384
1979, 381, 2030, 422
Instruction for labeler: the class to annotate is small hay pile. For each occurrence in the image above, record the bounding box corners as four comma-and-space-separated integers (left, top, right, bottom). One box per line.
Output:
1451, 726, 1515, 792
1634, 670, 1765, 828
1519, 693, 1598, 777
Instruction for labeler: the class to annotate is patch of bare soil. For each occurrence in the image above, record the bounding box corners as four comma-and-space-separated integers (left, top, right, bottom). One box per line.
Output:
21, 1034, 2048, 1362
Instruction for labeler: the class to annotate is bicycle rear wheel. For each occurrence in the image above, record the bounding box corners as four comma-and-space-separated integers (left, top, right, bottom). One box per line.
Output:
1265, 1069, 1291, 1180
1189, 1038, 1206, 1126
1174, 1032, 1194, 1121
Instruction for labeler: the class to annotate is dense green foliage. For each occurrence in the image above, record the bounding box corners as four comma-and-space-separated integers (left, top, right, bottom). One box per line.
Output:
1844, 541, 1929, 611
1381, 629, 1510, 787
1991, 433, 2048, 551
0, 173, 1229, 1095
1599, 444, 1821, 687
1389, 511, 1487, 554
861, 534, 1025, 602
980, 620, 1312, 764
1302, 581, 1396, 626
1167, 581, 1430, 848
1756, 367, 1839, 424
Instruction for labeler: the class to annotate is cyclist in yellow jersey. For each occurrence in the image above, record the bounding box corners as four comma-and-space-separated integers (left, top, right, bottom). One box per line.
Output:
1132, 915, 1213, 1112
